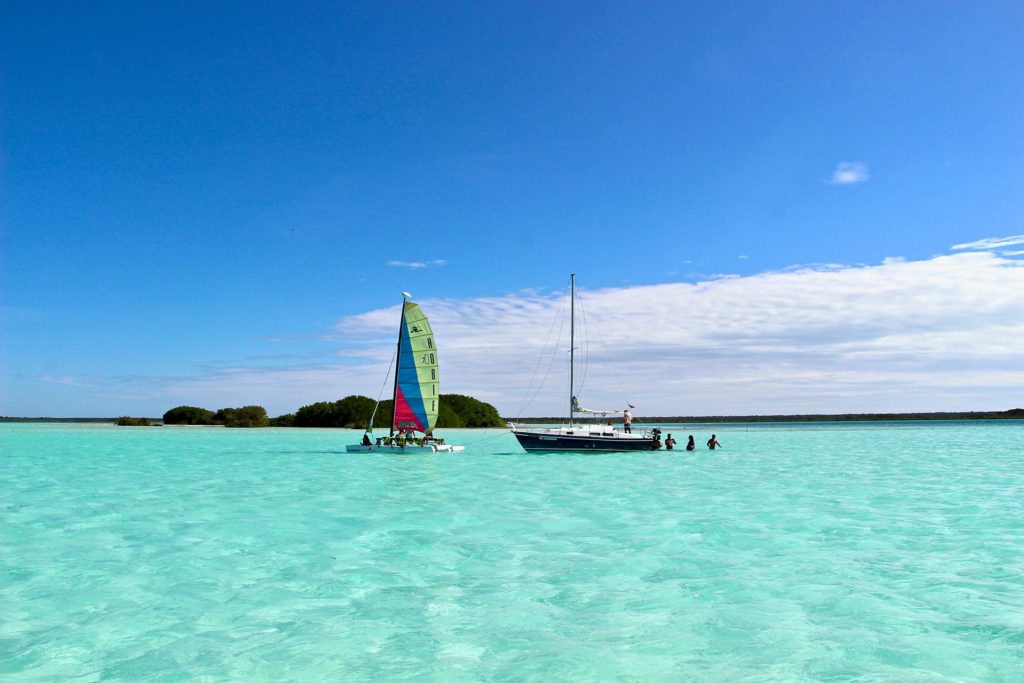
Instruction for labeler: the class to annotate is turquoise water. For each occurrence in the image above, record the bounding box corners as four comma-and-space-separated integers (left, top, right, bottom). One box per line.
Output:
2, 422, 1023, 681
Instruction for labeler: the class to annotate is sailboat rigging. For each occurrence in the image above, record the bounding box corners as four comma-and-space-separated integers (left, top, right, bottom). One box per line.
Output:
346, 293, 464, 453
510, 274, 660, 452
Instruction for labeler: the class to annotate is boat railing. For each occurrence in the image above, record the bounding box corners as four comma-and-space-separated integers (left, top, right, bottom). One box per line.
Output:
377, 434, 446, 447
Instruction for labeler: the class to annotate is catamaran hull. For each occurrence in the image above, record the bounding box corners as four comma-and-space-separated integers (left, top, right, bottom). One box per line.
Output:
345, 444, 465, 453
513, 432, 655, 452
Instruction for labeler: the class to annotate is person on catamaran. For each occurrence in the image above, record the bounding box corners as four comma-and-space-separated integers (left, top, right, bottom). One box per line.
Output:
361, 432, 372, 446
686, 435, 696, 451
665, 434, 677, 450
623, 409, 633, 433
707, 434, 722, 450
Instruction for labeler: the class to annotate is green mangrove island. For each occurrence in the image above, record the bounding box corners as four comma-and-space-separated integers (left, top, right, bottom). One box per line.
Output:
159, 394, 505, 429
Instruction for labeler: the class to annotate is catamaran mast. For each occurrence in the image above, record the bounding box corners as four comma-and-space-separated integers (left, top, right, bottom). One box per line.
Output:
569, 273, 575, 427
390, 292, 411, 437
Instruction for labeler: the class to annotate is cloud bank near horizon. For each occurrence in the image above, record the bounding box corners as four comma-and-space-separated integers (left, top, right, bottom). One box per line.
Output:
28, 239, 1024, 417
336, 247, 1024, 416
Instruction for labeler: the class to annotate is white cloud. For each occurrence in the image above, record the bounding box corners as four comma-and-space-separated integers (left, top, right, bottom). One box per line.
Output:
951, 234, 1024, 251
38, 375, 95, 388
830, 162, 869, 185
387, 259, 448, 269
328, 250, 1024, 416
54, 249, 1024, 418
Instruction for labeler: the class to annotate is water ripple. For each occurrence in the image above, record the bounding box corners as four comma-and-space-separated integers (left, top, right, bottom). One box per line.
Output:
1, 422, 1023, 680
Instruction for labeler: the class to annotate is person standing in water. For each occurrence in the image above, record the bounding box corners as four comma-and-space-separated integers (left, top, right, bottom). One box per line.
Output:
665, 434, 677, 450
707, 434, 721, 450
686, 435, 696, 451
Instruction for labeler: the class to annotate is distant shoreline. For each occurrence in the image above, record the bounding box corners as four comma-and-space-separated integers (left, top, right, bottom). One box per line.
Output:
3, 409, 1022, 424
0, 417, 166, 423
511, 409, 1024, 424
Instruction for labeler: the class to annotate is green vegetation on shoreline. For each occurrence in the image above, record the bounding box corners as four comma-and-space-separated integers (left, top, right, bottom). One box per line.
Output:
115, 416, 160, 427
3, 407, 1021, 425
152, 394, 505, 429
163, 405, 270, 428
277, 394, 504, 429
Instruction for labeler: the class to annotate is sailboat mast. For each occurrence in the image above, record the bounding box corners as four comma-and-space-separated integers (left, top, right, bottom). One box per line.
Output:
569, 273, 575, 427
390, 292, 410, 437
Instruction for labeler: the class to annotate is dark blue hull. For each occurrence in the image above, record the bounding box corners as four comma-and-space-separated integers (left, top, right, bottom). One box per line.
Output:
513, 431, 656, 452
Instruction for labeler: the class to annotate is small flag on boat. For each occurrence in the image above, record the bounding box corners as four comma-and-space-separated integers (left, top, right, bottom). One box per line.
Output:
627, 403, 636, 409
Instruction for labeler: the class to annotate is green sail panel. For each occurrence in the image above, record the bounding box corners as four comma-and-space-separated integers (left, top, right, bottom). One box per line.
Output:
392, 302, 439, 433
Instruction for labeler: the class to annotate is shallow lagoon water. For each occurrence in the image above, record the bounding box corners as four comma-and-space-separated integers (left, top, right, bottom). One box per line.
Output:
2, 421, 1023, 680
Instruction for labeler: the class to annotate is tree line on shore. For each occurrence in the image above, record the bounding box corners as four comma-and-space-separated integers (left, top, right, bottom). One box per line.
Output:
160, 394, 505, 429
8, 406, 1020, 426
162, 405, 272, 427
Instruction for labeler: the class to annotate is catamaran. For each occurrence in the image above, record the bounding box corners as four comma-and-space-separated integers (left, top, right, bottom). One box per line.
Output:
510, 274, 660, 452
347, 293, 464, 453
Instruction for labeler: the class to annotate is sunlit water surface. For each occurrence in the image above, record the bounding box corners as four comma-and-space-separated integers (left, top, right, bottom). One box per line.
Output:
2, 422, 1023, 681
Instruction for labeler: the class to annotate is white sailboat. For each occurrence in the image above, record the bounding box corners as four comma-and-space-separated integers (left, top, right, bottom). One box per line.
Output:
347, 293, 464, 453
510, 274, 660, 452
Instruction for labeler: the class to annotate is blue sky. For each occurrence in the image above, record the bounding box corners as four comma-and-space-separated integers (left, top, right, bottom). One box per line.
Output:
2, 1, 1023, 417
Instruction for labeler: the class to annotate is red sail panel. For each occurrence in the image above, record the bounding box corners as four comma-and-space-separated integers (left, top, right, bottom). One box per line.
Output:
393, 385, 425, 432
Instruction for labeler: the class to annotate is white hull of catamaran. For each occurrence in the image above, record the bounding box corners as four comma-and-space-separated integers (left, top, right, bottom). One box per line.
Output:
345, 444, 465, 453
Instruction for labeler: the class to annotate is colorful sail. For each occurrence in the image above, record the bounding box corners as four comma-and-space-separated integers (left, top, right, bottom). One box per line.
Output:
393, 301, 439, 433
